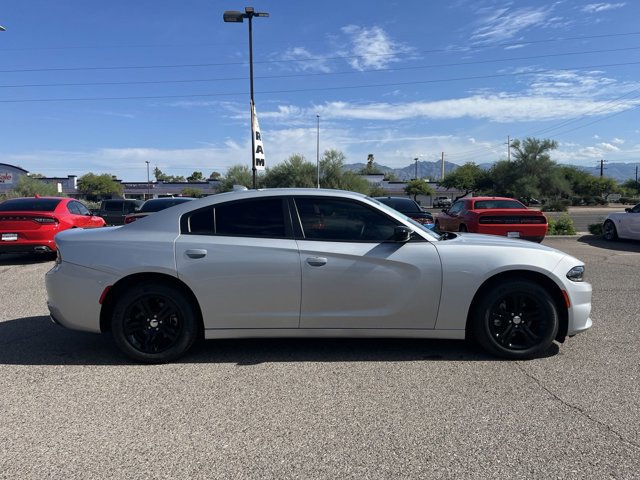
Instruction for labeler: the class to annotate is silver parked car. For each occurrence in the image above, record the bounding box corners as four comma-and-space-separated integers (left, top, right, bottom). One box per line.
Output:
603, 203, 640, 241
46, 189, 592, 363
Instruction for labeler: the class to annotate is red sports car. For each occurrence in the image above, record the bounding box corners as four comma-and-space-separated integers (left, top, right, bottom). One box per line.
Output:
435, 196, 547, 242
0, 196, 106, 255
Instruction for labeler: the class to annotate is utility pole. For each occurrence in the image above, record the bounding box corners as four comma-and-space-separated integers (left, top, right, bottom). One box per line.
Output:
599, 159, 606, 177
506, 136, 511, 162
414, 157, 419, 180
316, 115, 320, 189
441, 152, 445, 179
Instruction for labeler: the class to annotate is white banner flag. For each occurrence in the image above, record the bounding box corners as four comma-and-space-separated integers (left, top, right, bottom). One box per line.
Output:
252, 102, 266, 171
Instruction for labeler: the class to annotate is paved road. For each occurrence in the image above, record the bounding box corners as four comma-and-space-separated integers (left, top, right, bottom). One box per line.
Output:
545, 206, 626, 233
1, 237, 639, 479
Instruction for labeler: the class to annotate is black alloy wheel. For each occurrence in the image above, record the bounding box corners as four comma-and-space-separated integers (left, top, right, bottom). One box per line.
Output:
112, 282, 199, 363
473, 280, 559, 359
603, 220, 618, 241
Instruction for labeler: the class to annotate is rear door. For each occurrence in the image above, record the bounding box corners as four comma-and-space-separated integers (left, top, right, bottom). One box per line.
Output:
293, 196, 441, 330
175, 197, 302, 330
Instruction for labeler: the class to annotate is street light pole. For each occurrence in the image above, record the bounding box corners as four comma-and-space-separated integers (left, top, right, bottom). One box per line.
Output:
224, 7, 269, 190
414, 157, 419, 180
145, 161, 150, 199
316, 115, 320, 189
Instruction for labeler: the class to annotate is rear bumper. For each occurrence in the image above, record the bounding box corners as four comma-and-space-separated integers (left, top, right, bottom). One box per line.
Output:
0, 241, 56, 253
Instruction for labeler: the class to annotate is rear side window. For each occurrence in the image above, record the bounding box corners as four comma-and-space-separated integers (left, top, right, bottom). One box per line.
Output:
0, 198, 62, 212
182, 198, 287, 238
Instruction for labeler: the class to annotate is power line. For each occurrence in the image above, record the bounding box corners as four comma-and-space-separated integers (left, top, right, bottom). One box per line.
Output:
1, 44, 639, 74
3, 61, 640, 103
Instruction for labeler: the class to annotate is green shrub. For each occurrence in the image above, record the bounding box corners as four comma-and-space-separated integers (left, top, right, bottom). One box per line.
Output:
619, 197, 640, 205
588, 223, 603, 235
547, 214, 576, 235
542, 199, 570, 212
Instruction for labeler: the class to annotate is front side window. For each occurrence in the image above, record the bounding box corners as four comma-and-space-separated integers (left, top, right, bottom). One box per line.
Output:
447, 201, 465, 215
295, 197, 398, 242
182, 198, 286, 238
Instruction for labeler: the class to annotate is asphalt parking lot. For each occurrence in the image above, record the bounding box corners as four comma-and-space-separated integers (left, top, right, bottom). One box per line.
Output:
1, 236, 639, 479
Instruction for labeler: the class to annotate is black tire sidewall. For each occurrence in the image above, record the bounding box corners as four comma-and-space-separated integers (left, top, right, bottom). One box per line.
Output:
111, 282, 198, 363
603, 221, 617, 241
473, 280, 559, 359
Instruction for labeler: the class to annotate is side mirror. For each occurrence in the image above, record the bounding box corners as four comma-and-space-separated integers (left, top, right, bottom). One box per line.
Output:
394, 226, 412, 242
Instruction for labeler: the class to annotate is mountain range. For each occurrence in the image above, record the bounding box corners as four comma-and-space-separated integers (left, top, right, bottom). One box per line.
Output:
344, 160, 640, 183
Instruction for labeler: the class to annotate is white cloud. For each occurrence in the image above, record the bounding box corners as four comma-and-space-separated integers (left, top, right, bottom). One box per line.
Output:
471, 7, 553, 44
340, 25, 412, 70
582, 3, 626, 13
612, 137, 625, 144
277, 47, 332, 73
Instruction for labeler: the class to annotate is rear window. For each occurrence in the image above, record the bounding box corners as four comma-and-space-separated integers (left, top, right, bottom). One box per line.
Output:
474, 200, 525, 210
376, 197, 421, 213
0, 198, 62, 212
102, 201, 123, 212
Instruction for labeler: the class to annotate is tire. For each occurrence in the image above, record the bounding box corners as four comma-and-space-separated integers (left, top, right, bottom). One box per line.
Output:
111, 282, 199, 363
458, 224, 468, 232
603, 220, 618, 241
472, 280, 559, 359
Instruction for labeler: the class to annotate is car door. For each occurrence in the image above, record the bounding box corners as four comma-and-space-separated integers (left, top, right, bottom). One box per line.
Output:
437, 200, 464, 231
622, 204, 640, 239
293, 196, 442, 330
175, 197, 302, 330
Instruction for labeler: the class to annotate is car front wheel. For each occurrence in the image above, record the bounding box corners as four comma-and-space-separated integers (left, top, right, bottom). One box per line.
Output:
111, 282, 199, 363
472, 280, 559, 359
603, 220, 618, 241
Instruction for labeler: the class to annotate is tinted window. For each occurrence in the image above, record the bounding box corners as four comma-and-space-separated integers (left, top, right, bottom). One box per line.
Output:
474, 200, 525, 209
295, 197, 398, 242
0, 198, 62, 212
102, 201, 123, 212
73, 202, 91, 215
67, 202, 82, 215
182, 198, 286, 238
376, 197, 421, 213
447, 201, 465, 215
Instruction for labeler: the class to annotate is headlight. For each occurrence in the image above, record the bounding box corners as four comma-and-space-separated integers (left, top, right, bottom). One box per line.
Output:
566, 266, 585, 282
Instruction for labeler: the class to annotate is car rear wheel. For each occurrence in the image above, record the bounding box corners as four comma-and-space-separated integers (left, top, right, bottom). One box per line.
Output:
111, 282, 199, 363
472, 280, 559, 359
603, 220, 618, 241
458, 224, 468, 232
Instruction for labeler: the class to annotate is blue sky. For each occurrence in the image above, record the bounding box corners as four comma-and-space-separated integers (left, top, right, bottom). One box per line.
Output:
1, 0, 639, 181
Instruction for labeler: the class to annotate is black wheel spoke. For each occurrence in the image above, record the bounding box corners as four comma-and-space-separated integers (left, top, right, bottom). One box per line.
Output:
520, 324, 541, 346
496, 323, 515, 346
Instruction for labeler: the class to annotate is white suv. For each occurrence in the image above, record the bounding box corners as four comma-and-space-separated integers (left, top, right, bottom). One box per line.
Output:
433, 196, 452, 208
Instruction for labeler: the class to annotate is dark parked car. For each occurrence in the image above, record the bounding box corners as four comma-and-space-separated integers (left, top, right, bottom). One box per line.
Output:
124, 197, 196, 224
374, 196, 435, 229
98, 199, 144, 225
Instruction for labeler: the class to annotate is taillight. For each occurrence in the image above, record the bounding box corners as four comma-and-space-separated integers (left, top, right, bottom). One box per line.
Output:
33, 217, 58, 224
413, 216, 433, 225
124, 216, 137, 224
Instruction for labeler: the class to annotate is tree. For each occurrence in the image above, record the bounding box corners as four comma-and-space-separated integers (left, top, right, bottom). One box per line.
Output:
77, 173, 123, 200
209, 171, 221, 180
180, 187, 204, 198
404, 179, 434, 201
218, 165, 254, 192
154, 167, 185, 182
263, 154, 316, 188
319, 149, 369, 193
360, 153, 382, 174
439, 162, 486, 198
7, 175, 58, 198
187, 171, 205, 182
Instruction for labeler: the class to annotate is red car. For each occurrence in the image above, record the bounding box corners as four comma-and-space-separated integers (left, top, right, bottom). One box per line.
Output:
0, 196, 106, 255
435, 196, 547, 242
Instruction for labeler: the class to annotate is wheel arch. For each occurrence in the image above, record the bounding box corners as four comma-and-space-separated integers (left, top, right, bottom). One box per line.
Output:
465, 270, 568, 343
99, 272, 204, 335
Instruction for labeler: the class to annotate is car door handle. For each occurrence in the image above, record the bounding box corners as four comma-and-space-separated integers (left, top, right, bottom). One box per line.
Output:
185, 249, 207, 259
306, 257, 327, 267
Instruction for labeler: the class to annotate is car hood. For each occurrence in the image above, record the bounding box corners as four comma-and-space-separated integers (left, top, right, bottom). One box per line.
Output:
439, 231, 558, 253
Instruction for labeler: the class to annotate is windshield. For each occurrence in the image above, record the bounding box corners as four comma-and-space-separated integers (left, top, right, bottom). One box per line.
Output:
369, 198, 441, 240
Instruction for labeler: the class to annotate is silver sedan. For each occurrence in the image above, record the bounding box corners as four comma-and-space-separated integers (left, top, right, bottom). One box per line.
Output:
45, 189, 592, 363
